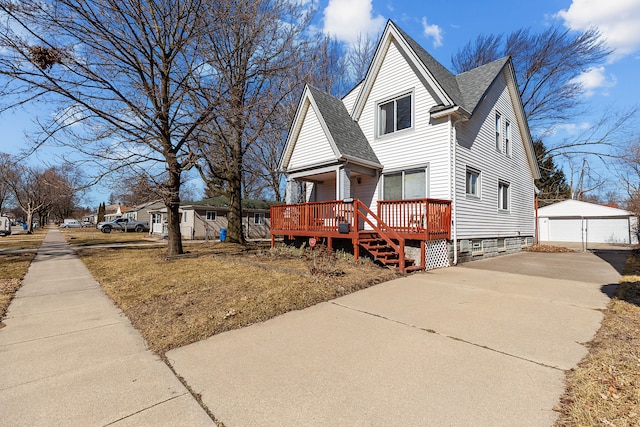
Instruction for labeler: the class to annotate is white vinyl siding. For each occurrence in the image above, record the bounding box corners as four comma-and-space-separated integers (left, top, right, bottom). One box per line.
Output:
455, 70, 535, 239
359, 40, 450, 200
342, 83, 362, 115
288, 105, 336, 170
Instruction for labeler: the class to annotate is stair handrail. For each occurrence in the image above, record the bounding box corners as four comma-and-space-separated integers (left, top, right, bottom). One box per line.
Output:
354, 199, 406, 271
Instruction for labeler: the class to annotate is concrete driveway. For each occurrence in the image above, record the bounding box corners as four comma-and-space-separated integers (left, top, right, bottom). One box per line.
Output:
167, 250, 622, 426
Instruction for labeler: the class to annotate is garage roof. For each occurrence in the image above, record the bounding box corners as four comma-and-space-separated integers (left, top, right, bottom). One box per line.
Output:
538, 199, 633, 218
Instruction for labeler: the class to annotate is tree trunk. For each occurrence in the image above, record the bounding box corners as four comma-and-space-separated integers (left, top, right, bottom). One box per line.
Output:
26, 208, 33, 234
165, 166, 184, 256
227, 137, 245, 244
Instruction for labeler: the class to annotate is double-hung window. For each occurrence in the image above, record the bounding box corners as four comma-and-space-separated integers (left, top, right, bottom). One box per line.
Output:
466, 167, 480, 197
498, 181, 509, 211
505, 120, 511, 157
495, 113, 502, 152
383, 169, 426, 200
254, 213, 265, 225
378, 93, 412, 136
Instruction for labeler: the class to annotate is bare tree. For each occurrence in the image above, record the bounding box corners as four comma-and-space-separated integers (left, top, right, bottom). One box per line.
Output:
452, 26, 611, 132
0, 160, 50, 233
110, 173, 160, 207
346, 33, 378, 84
192, 0, 317, 244
41, 166, 78, 222
0, 0, 215, 255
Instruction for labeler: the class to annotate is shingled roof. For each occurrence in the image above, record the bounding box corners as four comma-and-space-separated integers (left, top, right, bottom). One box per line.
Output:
393, 21, 509, 115
307, 85, 381, 166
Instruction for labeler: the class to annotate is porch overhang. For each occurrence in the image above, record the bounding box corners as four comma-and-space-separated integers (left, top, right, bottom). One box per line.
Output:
284, 157, 382, 181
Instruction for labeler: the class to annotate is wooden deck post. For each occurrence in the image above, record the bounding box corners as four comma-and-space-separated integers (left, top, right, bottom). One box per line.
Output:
420, 240, 426, 270
353, 237, 359, 260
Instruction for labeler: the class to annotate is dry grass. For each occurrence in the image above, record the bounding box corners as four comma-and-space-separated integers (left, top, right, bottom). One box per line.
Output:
554, 252, 640, 426
0, 229, 46, 251
525, 244, 575, 253
0, 230, 45, 321
77, 243, 398, 354
62, 227, 156, 246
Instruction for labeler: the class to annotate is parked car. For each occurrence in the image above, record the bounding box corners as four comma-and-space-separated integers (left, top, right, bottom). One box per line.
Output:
97, 218, 149, 233
0, 216, 11, 236
60, 219, 86, 228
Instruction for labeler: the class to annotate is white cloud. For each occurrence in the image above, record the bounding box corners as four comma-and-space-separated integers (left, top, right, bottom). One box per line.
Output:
571, 66, 617, 96
322, 0, 385, 44
421, 17, 443, 48
547, 121, 591, 137
557, 0, 640, 61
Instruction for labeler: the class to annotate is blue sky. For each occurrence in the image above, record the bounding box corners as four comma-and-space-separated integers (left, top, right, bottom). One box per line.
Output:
320, 0, 640, 198
2, 0, 639, 205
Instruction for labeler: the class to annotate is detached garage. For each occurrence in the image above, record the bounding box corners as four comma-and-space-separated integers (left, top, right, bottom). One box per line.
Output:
538, 199, 638, 245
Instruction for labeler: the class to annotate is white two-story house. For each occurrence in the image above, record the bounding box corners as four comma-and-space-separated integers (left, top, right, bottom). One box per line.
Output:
271, 20, 540, 272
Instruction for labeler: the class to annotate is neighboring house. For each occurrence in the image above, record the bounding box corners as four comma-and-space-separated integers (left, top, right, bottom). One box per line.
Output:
538, 199, 638, 246
272, 20, 540, 272
82, 214, 96, 225
149, 197, 272, 240
123, 200, 165, 224
103, 204, 133, 221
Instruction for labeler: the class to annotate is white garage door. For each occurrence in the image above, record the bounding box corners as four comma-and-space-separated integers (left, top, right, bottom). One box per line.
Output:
586, 218, 630, 244
546, 218, 582, 242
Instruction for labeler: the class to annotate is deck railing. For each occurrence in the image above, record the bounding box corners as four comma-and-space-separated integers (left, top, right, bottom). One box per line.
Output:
377, 198, 451, 240
271, 198, 451, 240
270, 200, 356, 234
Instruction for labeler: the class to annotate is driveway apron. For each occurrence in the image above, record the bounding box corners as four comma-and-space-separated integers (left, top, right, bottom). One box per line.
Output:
0, 228, 213, 426
167, 250, 619, 426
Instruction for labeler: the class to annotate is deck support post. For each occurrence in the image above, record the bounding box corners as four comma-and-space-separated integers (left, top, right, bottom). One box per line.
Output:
271, 234, 275, 248
420, 240, 426, 270
353, 237, 359, 260
327, 236, 333, 253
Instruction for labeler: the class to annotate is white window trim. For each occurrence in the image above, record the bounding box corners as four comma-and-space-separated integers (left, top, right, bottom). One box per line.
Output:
465, 167, 481, 199
495, 112, 502, 153
376, 89, 415, 139
505, 120, 512, 158
254, 213, 265, 225
381, 167, 428, 200
498, 180, 510, 211
206, 211, 217, 221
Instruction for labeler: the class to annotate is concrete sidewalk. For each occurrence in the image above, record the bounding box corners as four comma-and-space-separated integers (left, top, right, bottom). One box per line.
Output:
0, 228, 213, 426
167, 250, 618, 426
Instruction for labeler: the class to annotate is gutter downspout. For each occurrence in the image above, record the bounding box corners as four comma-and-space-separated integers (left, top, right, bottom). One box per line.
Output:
451, 115, 465, 265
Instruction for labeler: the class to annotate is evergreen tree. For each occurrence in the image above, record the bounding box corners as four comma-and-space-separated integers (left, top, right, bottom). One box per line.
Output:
534, 140, 571, 206
97, 202, 105, 223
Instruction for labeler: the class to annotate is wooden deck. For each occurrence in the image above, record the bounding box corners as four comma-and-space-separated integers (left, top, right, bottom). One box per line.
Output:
270, 198, 451, 272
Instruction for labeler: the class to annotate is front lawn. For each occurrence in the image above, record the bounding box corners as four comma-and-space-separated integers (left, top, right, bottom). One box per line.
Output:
62, 227, 155, 246
76, 243, 399, 354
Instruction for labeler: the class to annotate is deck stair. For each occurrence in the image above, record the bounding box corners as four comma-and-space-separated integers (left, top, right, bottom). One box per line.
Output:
358, 231, 418, 271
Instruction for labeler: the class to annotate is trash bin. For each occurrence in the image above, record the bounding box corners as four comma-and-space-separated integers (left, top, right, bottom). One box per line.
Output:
22, 223, 28, 231
219, 228, 227, 242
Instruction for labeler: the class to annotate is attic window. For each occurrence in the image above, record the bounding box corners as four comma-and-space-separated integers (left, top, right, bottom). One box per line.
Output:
378, 93, 412, 136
